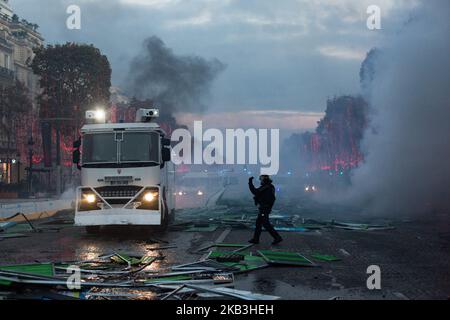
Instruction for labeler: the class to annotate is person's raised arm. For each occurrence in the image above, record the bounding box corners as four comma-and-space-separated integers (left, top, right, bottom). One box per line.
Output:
248, 177, 258, 195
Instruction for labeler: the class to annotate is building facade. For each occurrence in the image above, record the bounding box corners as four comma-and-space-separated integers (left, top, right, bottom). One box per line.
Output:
0, 0, 43, 188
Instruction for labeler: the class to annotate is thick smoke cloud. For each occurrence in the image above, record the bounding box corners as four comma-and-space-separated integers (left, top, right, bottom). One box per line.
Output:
125, 36, 226, 113
348, 1, 450, 215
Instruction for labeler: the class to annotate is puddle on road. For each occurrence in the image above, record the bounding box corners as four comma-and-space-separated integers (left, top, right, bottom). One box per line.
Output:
62, 226, 200, 272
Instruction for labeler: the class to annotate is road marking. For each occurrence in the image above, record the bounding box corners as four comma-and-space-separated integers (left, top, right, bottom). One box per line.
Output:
339, 248, 351, 256
205, 188, 226, 208
393, 292, 409, 300
215, 228, 231, 244
200, 228, 231, 260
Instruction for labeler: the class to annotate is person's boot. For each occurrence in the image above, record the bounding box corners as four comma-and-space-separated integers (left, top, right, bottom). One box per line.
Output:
272, 237, 283, 245
248, 238, 259, 244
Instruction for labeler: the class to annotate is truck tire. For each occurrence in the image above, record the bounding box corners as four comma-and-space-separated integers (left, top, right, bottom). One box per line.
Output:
86, 226, 101, 234
156, 199, 169, 232
161, 212, 169, 231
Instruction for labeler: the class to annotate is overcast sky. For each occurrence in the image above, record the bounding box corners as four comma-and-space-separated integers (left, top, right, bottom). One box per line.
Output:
11, 0, 421, 130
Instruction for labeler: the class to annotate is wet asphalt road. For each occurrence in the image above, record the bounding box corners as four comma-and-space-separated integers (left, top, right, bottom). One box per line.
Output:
1, 209, 450, 300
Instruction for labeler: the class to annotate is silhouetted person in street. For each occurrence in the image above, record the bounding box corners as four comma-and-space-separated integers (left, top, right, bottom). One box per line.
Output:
248, 175, 283, 245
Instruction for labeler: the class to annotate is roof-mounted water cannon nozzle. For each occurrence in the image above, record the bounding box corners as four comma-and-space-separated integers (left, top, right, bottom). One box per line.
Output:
85, 109, 106, 124
136, 108, 160, 123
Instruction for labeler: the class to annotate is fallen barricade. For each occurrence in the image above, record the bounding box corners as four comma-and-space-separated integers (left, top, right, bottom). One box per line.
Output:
0, 241, 346, 300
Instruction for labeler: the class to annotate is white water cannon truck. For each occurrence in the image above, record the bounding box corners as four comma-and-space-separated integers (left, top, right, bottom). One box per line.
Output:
72, 108, 175, 234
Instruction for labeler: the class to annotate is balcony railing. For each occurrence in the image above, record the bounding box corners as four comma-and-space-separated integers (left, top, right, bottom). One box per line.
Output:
0, 12, 40, 34
0, 12, 12, 23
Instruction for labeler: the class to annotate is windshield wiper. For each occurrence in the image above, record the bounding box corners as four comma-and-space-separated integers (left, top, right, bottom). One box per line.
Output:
82, 162, 119, 168
119, 161, 160, 168
82, 161, 159, 169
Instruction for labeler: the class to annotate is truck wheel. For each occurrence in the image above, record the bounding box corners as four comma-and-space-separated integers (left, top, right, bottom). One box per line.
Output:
161, 215, 169, 231
158, 209, 169, 232
86, 226, 101, 234
156, 201, 170, 232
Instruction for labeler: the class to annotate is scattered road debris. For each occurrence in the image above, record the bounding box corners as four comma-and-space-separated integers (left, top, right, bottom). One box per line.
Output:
0, 211, 75, 239
1, 213, 38, 232
173, 207, 395, 234
257, 250, 317, 267
0, 207, 402, 300
183, 285, 281, 300
0, 233, 28, 239
0, 222, 17, 232
330, 220, 395, 231
311, 254, 341, 262
0, 239, 345, 300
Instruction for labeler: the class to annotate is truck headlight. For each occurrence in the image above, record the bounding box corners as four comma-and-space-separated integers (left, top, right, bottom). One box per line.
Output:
79, 189, 102, 212
143, 192, 157, 202
135, 188, 160, 210
84, 194, 97, 204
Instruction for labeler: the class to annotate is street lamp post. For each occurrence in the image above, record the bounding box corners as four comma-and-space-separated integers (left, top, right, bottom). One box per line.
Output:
27, 132, 34, 197
40, 117, 74, 197
17, 156, 20, 187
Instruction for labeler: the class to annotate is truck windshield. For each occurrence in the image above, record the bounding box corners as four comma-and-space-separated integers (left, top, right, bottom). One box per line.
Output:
82, 133, 117, 164
121, 132, 159, 163
82, 132, 160, 167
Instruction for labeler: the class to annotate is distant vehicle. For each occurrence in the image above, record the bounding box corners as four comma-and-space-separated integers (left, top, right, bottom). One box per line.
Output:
175, 171, 235, 208
72, 109, 175, 233
176, 172, 210, 198
304, 184, 318, 193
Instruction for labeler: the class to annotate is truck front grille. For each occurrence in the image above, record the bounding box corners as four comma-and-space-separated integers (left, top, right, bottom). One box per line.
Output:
95, 186, 142, 199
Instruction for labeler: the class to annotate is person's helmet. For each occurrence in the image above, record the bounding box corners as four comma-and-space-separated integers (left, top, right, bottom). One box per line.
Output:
259, 175, 272, 184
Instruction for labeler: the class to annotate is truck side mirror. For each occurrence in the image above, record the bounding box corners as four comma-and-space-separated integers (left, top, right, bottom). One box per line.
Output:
162, 147, 171, 162
73, 139, 81, 149
73, 149, 81, 170
162, 138, 171, 147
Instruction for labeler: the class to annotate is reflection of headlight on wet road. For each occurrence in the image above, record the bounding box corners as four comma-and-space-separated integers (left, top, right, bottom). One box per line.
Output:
84, 194, 96, 203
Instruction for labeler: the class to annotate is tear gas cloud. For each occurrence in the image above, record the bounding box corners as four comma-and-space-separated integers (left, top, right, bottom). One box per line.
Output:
345, 0, 450, 215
